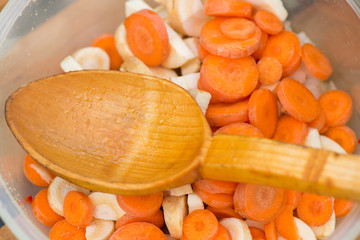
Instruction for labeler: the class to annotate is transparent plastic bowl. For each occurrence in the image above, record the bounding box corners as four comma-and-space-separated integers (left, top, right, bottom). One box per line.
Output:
0, 0, 360, 239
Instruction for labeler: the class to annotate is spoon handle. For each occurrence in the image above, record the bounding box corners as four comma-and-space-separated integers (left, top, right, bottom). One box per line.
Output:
200, 134, 360, 201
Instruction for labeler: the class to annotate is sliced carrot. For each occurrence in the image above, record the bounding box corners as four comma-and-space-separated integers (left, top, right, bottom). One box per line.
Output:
296, 193, 334, 226
110, 222, 166, 240
264, 221, 277, 240
63, 191, 93, 228
273, 115, 309, 145
91, 34, 123, 70
334, 199, 354, 218
249, 89, 278, 138
324, 125, 357, 153
215, 123, 264, 138
49, 219, 86, 240
276, 78, 321, 122
193, 182, 234, 208
198, 79, 222, 104
182, 209, 219, 240
124, 9, 169, 67
257, 57, 283, 85
115, 209, 164, 229
214, 224, 231, 240
200, 54, 259, 102
308, 108, 326, 131
319, 90, 353, 127
117, 192, 163, 218
220, 18, 257, 40
252, 31, 268, 60
23, 154, 55, 187
200, 18, 262, 58
286, 190, 301, 210
319, 123, 329, 134
206, 206, 241, 219
254, 10, 283, 35
32, 189, 64, 227
204, 0, 252, 18
301, 43, 333, 81
233, 183, 287, 222
282, 51, 302, 77
249, 227, 266, 240
194, 179, 238, 195
275, 205, 300, 240
205, 99, 249, 127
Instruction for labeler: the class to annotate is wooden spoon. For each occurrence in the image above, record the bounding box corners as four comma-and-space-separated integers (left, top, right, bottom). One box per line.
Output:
5, 70, 360, 200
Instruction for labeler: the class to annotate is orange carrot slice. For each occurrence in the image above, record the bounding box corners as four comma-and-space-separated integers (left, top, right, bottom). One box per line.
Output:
193, 182, 234, 208
49, 219, 86, 240
32, 189, 63, 227
275, 205, 300, 240
115, 209, 164, 229
319, 90, 353, 127
124, 9, 169, 67
254, 10, 283, 35
116, 192, 163, 218
200, 18, 262, 58
215, 122, 264, 137
276, 78, 321, 122
286, 190, 301, 210
63, 191, 93, 228
23, 154, 55, 187
264, 221, 277, 240
301, 43, 333, 81
206, 206, 241, 219
205, 99, 249, 127
234, 183, 287, 222
182, 209, 219, 240
110, 222, 167, 240
273, 115, 309, 145
91, 34, 123, 70
297, 193, 334, 226
334, 199, 354, 218
220, 18, 257, 40
249, 89, 278, 138
324, 125, 357, 153
308, 108, 326, 131
249, 227, 266, 240
214, 224, 232, 240
252, 31, 268, 60
282, 51, 302, 77
199, 44, 210, 62
257, 57, 283, 85
204, 0, 252, 18
194, 179, 238, 195
200, 54, 259, 102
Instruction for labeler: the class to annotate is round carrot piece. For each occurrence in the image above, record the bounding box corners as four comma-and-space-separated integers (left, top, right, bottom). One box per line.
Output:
23, 154, 55, 187
264, 221, 277, 240
91, 34, 123, 70
275, 205, 300, 240
319, 90, 353, 127
324, 125, 357, 153
199, 43, 210, 62
233, 183, 287, 222
116, 192, 163, 217
183, 209, 219, 240
63, 191, 93, 228
273, 115, 309, 145
334, 199, 354, 218
110, 222, 166, 240
215, 123, 264, 138
286, 190, 301, 210
200, 18, 262, 58
301, 43, 333, 81
276, 78, 321, 122
115, 209, 164, 229
249, 227, 266, 240
205, 99, 249, 127
200, 55, 259, 102
254, 10, 283, 35
206, 206, 241, 219
193, 182, 234, 208
249, 89, 278, 138
198, 79, 222, 104
296, 193, 334, 226
308, 108, 326, 131
215, 224, 232, 240
194, 179, 238, 195
32, 189, 64, 227
282, 50, 301, 77
49, 219, 86, 240
252, 31, 268, 60
257, 57, 283, 85
204, 0, 252, 18
124, 9, 169, 67
220, 18, 256, 40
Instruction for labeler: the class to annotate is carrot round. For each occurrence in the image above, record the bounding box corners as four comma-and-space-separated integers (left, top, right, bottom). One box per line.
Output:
115, 209, 164, 229
49, 219, 86, 240
334, 199, 354, 218
273, 115, 309, 145
91, 34, 123, 70
277, 78, 321, 122
254, 10, 283, 35
206, 206, 241, 219
257, 57, 283, 85
215, 123, 264, 138
214, 224, 232, 240
110, 222, 166, 240
182, 209, 219, 240
249, 227, 266, 240
23, 154, 55, 187
124, 9, 169, 67
249, 89, 278, 138
63, 191, 93, 228
200, 54, 259, 102
275, 205, 300, 240
319, 90, 353, 127
200, 18, 262, 58
194, 179, 238, 195
205, 99, 249, 127
32, 189, 64, 227
286, 190, 301, 210
308, 108, 326, 131
204, 0, 252, 18
252, 31, 268, 60
199, 44, 210, 62
264, 221, 277, 240
324, 125, 357, 153
296, 193, 334, 226
301, 43, 333, 81
193, 182, 234, 208
220, 18, 257, 40
116, 192, 163, 217
282, 51, 302, 77
233, 183, 287, 222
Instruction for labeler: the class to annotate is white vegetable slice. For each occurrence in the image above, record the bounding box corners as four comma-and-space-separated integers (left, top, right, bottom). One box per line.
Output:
121, 57, 154, 76
181, 58, 201, 75
88, 192, 126, 221
125, 0, 152, 17
288, 62, 307, 84
304, 128, 322, 149
278, 217, 316, 240
188, 89, 211, 115
320, 135, 347, 154
72, 47, 110, 70
86, 219, 115, 240
245, 219, 267, 231
244, 0, 288, 21
162, 196, 187, 239
220, 218, 252, 240
28, 163, 54, 185
170, 184, 193, 197
47, 176, 91, 216
187, 193, 204, 214
114, 23, 134, 62
170, 73, 199, 90
297, 31, 315, 46
184, 37, 200, 56
149, 66, 178, 80
311, 211, 336, 239
60, 56, 83, 72
304, 75, 331, 99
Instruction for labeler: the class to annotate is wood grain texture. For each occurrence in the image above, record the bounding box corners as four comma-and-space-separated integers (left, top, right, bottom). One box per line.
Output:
0, 0, 7, 11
